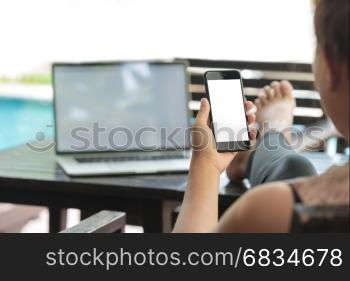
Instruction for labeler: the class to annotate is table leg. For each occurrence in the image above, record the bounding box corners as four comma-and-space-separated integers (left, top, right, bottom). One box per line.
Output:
141, 200, 181, 233
162, 200, 181, 233
141, 200, 163, 233
48, 208, 67, 233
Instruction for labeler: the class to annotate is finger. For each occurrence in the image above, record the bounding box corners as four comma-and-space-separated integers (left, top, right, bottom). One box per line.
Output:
196, 98, 210, 125
230, 152, 238, 158
246, 112, 255, 124
248, 128, 257, 140
244, 101, 254, 113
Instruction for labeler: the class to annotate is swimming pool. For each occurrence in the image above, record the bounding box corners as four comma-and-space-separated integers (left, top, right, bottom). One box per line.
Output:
0, 98, 54, 151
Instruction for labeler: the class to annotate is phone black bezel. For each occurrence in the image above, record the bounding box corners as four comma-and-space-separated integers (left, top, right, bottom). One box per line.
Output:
204, 70, 251, 152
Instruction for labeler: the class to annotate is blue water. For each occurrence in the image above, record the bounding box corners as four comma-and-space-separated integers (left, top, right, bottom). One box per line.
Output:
0, 98, 54, 150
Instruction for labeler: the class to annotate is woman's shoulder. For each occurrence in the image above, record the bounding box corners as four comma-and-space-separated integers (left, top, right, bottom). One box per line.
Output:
215, 163, 349, 233
288, 163, 349, 205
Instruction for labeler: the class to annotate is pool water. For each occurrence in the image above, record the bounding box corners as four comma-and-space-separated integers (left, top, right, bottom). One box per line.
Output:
0, 98, 54, 151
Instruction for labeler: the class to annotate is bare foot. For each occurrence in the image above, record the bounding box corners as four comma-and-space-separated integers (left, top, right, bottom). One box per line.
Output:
226, 80, 295, 181
255, 80, 295, 142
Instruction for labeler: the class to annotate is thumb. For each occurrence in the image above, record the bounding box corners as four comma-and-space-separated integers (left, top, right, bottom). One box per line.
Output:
196, 98, 210, 124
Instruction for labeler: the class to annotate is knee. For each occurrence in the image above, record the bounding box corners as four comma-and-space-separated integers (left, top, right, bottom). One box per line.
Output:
280, 154, 317, 177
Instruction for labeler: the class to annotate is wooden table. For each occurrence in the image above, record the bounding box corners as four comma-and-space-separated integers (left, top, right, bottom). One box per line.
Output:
0, 144, 246, 233
0, 143, 346, 233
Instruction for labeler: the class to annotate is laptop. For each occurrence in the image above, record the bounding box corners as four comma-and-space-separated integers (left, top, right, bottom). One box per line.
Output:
53, 61, 191, 176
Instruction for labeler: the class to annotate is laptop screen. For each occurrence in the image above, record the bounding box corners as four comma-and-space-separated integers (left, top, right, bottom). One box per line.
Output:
53, 62, 190, 153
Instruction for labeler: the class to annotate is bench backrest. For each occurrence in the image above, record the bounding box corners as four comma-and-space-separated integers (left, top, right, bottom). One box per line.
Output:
178, 58, 322, 125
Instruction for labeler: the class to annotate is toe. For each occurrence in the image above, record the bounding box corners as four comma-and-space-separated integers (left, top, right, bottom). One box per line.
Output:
280, 80, 294, 97
271, 81, 282, 98
254, 98, 262, 108
260, 95, 268, 105
259, 95, 267, 106
264, 86, 274, 100
258, 89, 266, 98
257, 91, 266, 105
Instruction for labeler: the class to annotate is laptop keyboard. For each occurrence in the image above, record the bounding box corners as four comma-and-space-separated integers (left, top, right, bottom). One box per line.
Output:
75, 154, 186, 163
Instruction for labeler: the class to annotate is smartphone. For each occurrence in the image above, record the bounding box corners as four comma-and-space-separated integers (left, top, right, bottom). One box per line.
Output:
204, 70, 250, 152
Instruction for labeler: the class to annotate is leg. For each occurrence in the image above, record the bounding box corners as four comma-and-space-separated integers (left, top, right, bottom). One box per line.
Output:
247, 130, 317, 186
227, 80, 317, 185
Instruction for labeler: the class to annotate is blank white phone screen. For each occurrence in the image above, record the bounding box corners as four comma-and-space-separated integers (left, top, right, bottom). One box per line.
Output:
207, 79, 249, 142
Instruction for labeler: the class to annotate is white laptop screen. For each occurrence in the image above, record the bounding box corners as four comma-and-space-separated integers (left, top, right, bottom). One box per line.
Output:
53, 62, 190, 153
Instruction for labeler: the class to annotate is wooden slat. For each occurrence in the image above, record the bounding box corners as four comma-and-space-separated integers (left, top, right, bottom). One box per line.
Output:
60, 210, 126, 233
242, 88, 320, 100
188, 100, 323, 118
189, 111, 322, 125
189, 85, 320, 100
188, 67, 314, 81
190, 92, 321, 109
190, 75, 315, 90
244, 79, 314, 90
181, 58, 312, 72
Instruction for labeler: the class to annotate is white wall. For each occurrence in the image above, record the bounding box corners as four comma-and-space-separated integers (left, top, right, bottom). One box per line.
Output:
0, 0, 315, 75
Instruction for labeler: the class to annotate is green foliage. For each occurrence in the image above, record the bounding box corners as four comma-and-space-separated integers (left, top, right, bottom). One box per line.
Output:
0, 74, 51, 84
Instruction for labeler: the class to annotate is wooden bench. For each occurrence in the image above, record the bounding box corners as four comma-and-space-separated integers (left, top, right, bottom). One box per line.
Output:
61, 211, 126, 233
61, 205, 349, 233
178, 58, 347, 154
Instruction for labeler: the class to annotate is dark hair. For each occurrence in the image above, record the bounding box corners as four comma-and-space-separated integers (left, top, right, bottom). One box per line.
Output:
314, 0, 349, 70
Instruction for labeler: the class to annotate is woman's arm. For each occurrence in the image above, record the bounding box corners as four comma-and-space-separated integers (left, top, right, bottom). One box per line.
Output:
172, 156, 221, 232
173, 98, 256, 233
214, 182, 294, 233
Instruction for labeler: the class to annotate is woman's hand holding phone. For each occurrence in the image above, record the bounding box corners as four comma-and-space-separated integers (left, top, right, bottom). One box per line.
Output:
191, 98, 256, 174
174, 98, 256, 233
